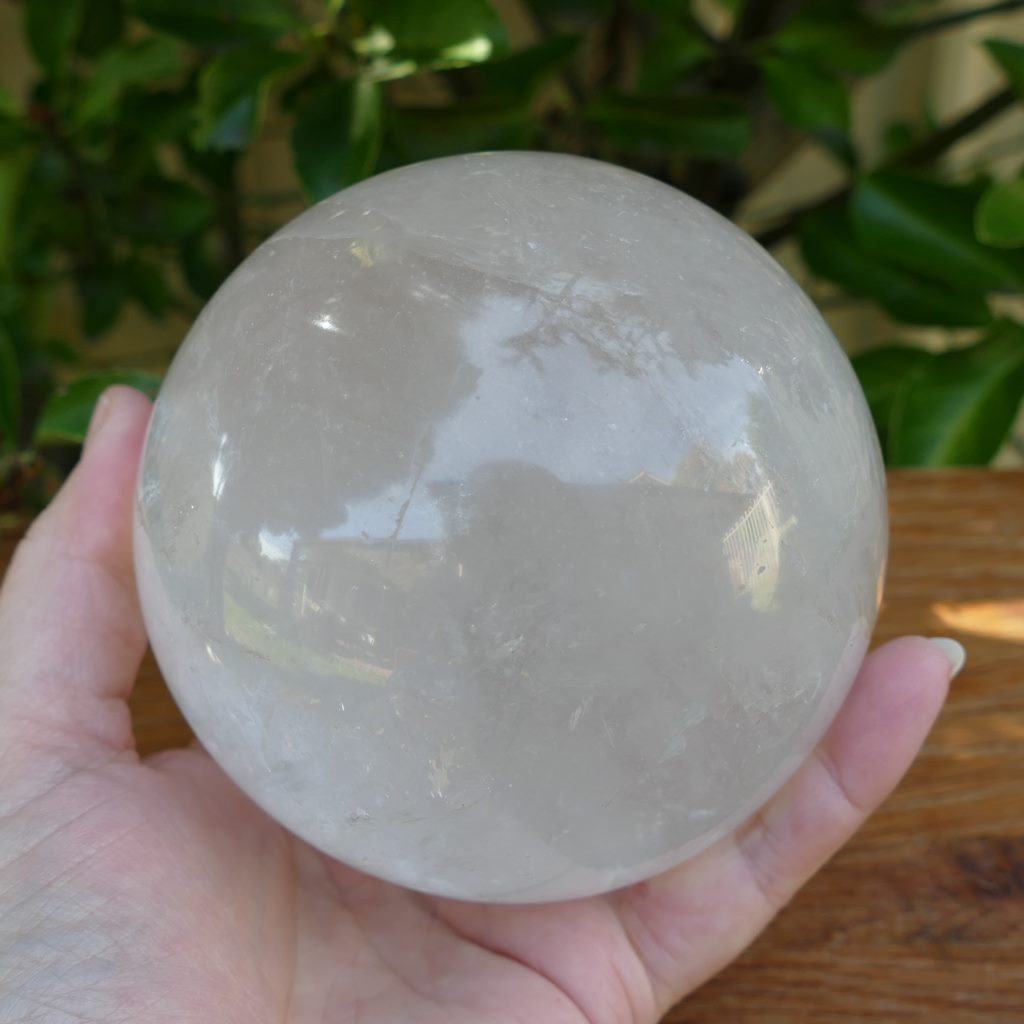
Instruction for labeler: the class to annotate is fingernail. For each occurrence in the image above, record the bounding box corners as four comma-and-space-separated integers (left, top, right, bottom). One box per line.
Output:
929, 637, 966, 680
84, 388, 115, 451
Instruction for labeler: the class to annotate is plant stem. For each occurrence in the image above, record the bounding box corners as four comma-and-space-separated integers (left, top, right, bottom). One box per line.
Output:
241, 190, 306, 207
732, 0, 801, 41
754, 85, 1018, 248
169, 293, 204, 320
596, 0, 631, 90
910, 0, 1024, 36
216, 161, 246, 271
898, 86, 1017, 165
520, 0, 587, 109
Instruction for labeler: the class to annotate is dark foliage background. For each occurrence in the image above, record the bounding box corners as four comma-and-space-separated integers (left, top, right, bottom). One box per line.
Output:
1, 0, 1023, 515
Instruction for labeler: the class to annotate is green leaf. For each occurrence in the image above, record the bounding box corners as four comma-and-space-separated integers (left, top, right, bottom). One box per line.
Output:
75, 267, 127, 337
771, 6, 906, 74
976, 178, 1024, 248
126, 256, 170, 316
25, 0, 83, 73
36, 369, 162, 445
851, 171, 1024, 292
760, 55, 849, 133
0, 146, 32, 274
882, 118, 922, 158
181, 232, 227, 299
631, 0, 679, 12
74, 35, 183, 126
357, 0, 506, 66
889, 319, 1024, 466
636, 23, 713, 92
851, 344, 931, 455
113, 179, 214, 243
587, 93, 750, 158
181, 140, 237, 187
444, 35, 581, 99
292, 76, 383, 201
0, 326, 20, 452
0, 114, 33, 151
985, 38, 1024, 97
76, 0, 126, 57
0, 88, 33, 148
195, 46, 305, 150
0, 87, 17, 119
799, 207, 991, 327
43, 339, 82, 366
131, 0, 299, 47
119, 89, 195, 150
527, 0, 608, 21
387, 99, 532, 163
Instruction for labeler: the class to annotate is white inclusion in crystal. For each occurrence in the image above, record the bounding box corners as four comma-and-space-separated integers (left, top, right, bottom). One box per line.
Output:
313, 313, 342, 333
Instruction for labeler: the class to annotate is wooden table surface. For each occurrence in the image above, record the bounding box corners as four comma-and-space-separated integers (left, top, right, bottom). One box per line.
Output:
4, 470, 1024, 1020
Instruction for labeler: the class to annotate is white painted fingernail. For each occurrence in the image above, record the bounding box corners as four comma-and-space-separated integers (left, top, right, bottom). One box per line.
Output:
929, 637, 966, 679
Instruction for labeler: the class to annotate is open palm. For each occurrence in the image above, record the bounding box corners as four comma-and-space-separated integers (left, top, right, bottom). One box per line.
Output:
0, 388, 952, 1024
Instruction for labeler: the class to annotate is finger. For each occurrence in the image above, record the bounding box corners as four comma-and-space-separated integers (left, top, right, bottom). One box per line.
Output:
614, 635, 958, 1013
0, 386, 153, 760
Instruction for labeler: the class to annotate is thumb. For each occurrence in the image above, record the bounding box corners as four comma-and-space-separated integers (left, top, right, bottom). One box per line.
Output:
0, 386, 153, 763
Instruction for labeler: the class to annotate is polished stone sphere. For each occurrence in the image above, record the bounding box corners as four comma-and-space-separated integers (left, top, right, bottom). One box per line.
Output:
134, 152, 886, 902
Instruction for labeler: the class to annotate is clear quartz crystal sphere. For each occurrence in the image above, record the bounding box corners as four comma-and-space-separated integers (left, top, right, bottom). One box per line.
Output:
134, 151, 886, 903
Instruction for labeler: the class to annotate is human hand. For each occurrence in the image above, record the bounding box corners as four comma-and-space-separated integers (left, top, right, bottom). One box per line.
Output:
0, 387, 957, 1023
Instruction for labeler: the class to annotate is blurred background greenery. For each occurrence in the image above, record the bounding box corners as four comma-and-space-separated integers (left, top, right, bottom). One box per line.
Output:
1, 0, 1023, 518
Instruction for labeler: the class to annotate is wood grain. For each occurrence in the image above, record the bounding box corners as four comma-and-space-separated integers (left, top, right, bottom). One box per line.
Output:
672, 470, 1024, 1022
2, 469, 1022, 1019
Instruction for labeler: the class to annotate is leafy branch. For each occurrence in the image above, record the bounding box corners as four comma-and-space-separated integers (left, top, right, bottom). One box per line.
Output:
754, 86, 1018, 249
1, 0, 1023, 475
909, 0, 1024, 37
